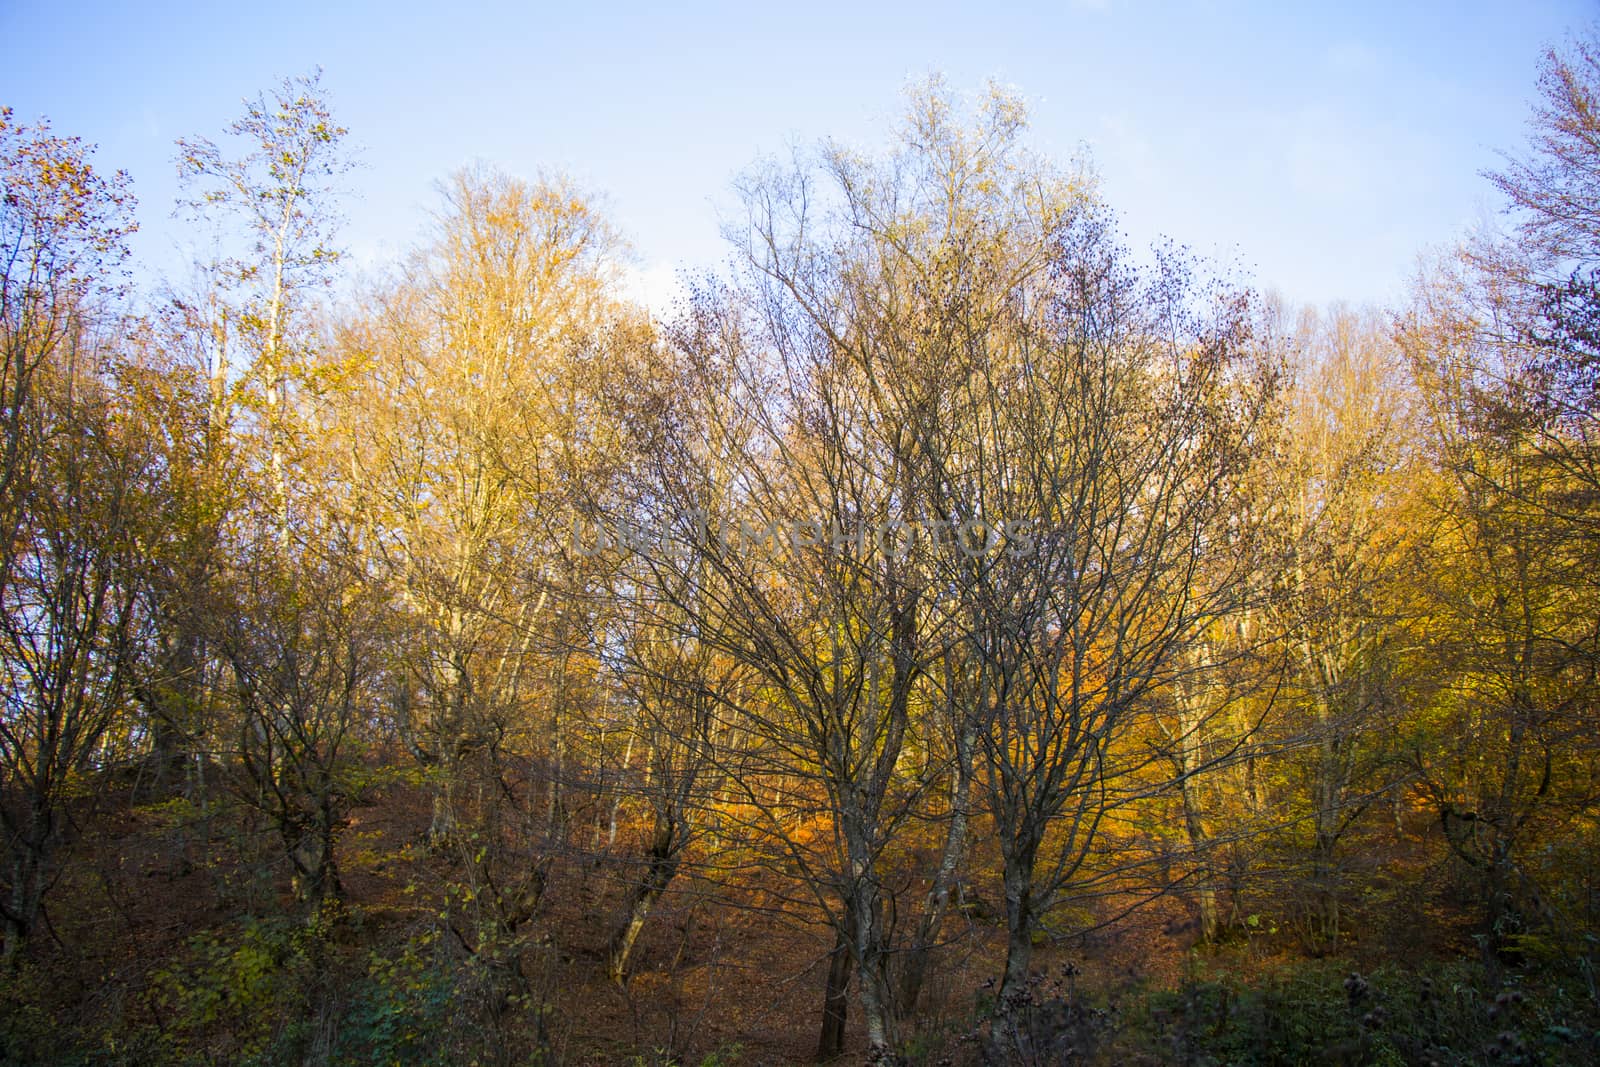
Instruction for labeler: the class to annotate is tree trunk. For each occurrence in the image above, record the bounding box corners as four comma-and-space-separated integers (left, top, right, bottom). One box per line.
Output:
3, 851, 42, 966
1179, 779, 1220, 944
428, 788, 456, 846
817, 907, 857, 1060
1309, 723, 1343, 954
546, 646, 571, 838
2, 801, 52, 965
849, 878, 896, 1062
999, 844, 1039, 1007
897, 722, 974, 1012
140, 615, 207, 801
1305, 681, 1349, 956
290, 796, 342, 912
607, 813, 681, 983
605, 720, 638, 850
1174, 669, 1220, 943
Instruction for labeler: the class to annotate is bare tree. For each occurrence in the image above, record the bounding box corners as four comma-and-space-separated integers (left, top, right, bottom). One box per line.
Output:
0, 325, 154, 962
639, 290, 933, 1058
0, 111, 141, 964
214, 526, 386, 913
635, 79, 1101, 1059
600, 592, 752, 983
946, 219, 1272, 1001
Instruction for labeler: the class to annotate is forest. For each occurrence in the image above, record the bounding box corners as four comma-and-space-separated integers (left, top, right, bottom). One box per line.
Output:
2, 28, 1599, 1067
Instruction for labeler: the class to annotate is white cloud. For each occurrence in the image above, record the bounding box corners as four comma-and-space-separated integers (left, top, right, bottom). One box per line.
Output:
622, 260, 690, 318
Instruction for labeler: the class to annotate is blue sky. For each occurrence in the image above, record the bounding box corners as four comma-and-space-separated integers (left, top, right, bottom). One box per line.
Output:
3, 0, 1593, 310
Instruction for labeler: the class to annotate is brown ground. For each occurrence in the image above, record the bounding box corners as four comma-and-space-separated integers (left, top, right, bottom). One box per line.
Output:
18, 778, 1473, 1066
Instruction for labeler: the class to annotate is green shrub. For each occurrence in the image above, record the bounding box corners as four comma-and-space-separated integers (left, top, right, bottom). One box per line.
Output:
1119, 955, 1600, 1066
150, 915, 313, 1064
329, 930, 459, 1067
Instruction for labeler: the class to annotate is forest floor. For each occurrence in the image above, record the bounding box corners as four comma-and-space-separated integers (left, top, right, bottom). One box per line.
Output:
9, 775, 1568, 1067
